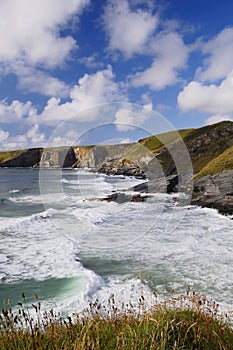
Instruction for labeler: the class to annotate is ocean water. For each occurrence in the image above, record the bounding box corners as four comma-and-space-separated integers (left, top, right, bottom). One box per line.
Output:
0, 168, 233, 316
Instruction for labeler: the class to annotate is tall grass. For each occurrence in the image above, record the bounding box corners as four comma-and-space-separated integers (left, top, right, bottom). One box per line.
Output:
0, 291, 233, 349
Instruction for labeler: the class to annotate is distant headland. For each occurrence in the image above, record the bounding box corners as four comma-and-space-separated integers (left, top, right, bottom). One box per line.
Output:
1, 121, 233, 215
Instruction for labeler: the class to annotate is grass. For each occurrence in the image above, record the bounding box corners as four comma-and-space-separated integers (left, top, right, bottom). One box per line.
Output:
138, 129, 195, 153
1, 291, 233, 349
181, 121, 233, 174
0, 150, 26, 164
1, 121, 233, 179
195, 145, 233, 178
140, 121, 233, 177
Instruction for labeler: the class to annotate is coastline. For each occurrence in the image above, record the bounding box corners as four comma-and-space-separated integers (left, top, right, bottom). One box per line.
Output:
100, 171, 233, 217
1, 121, 233, 216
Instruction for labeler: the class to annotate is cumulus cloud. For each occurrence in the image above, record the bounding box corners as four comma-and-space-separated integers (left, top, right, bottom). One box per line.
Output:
103, 0, 158, 58
0, 129, 9, 143
0, 66, 126, 128
178, 72, 233, 114
114, 108, 135, 131
196, 27, 233, 82
0, 0, 89, 68
0, 0, 89, 96
114, 103, 153, 132
120, 137, 132, 144
204, 114, 233, 125
17, 67, 70, 97
2, 124, 46, 150
0, 99, 37, 123
47, 130, 82, 147
29, 65, 126, 126
131, 32, 189, 90
78, 54, 104, 69
177, 27, 233, 122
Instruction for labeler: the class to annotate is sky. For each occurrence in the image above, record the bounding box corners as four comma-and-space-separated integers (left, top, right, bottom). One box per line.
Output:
0, 0, 233, 150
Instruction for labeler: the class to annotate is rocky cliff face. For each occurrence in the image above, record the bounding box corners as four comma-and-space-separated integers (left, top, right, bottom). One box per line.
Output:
40, 147, 77, 168
191, 170, 233, 215
0, 148, 43, 167
1, 122, 232, 178
0, 121, 233, 213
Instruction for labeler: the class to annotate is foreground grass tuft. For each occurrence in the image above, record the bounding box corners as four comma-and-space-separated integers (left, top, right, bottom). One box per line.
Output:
0, 291, 233, 349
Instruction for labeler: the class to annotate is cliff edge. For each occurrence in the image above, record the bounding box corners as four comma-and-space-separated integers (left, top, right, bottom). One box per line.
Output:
0, 121, 233, 214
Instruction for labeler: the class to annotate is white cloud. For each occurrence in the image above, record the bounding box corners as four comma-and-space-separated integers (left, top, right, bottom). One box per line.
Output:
78, 54, 104, 68
114, 103, 153, 132
143, 102, 153, 111
120, 137, 132, 144
103, 0, 158, 58
131, 32, 189, 90
70, 65, 124, 107
0, 129, 9, 143
0, 0, 89, 68
47, 130, 81, 147
196, 27, 233, 82
204, 114, 233, 125
30, 65, 126, 126
0, 99, 37, 123
0, 0, 89, 96
0, 66, 126, 127
178, 72, 233, 114
2, 124, 46, 150
17, 67, 70, 97
114, 108, 135, 131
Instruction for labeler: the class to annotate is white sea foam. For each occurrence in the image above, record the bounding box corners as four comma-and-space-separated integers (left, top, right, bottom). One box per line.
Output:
9, 194, 42, 203
0, 254, 8, 263
9, 189, 20, 193
1, 168, 233, 317
93, 277, 157, 311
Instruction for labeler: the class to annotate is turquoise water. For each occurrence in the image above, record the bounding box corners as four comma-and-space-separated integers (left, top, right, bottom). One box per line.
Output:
1, 168, 233, 315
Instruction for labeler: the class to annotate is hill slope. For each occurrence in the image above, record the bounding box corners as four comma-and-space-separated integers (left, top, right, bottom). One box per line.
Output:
0, 121, 232, 178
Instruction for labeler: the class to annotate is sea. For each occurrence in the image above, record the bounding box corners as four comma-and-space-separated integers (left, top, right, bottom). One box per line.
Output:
0, 167, 233, 317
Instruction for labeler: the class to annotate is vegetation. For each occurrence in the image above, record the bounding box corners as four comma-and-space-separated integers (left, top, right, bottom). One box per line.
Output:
195, 145, 233, 178
180, 121, 233, 174
138, 121, 233, 177
1, 291, 233, 349
139, 128, 195, 153
1, 121, 233, 178
0, 149, 26, 164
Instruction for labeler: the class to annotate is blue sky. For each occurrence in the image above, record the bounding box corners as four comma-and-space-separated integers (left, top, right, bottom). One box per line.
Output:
0, 0, 233, 150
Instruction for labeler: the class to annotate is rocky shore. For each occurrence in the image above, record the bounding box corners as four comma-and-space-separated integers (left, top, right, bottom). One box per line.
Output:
191, 170, 233, 216
0, 121, 232, 216
101, 171, 233, 216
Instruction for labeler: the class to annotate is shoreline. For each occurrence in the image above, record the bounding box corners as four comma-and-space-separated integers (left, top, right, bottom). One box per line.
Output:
1, 165, 233, 216
190, 194, 233, 216
100, 172, 233, 217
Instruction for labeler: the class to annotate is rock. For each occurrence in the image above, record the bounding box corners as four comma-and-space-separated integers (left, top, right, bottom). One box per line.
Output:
98, 157, 146, 179
40, 147, 76, 168
191, 170, 233, 215
191, 195, 233, 216
0, 148, 43, 167
128, 175, 178, 194
100, 192, 148, 203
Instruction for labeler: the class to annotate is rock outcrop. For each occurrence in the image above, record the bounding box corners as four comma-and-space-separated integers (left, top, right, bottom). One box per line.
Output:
0, 148, 43, 167
40, 147, 77, 168
0, 120, 233, 215
191, 170, 233, 215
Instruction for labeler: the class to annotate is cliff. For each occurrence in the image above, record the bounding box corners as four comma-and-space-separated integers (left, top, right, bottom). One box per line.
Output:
0, 121, 233, 214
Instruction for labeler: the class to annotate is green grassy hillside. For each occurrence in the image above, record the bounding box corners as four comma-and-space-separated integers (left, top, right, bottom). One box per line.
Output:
138, 128, 195, 153
0, 121, 233, 178
0, 149, 26, 163
195, 144, 233, 178
139, 121, 233, 177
